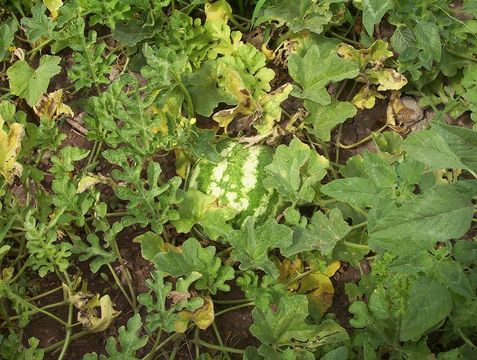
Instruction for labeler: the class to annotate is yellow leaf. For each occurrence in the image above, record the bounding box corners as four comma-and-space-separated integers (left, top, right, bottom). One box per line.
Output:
76, 175, 101, 193
337, 40, 393, 69
299, 272, 335, 321
213, 70, 258, 130
34, 89, 73, 121
175, 149, 190, 179
175, 297, 215, 333
278, 259, 304, 291
351, 85, 385, 109
368, 68, 408, 91
278, 259, 338, 321
43, 0, 63, 19
205, 0, 232, 22
77, 294, 120, 333
324, 260, 341, 277
0, 115, 24, 183
256, 83, 293, 134
261, 44, 275, 60
148, 105, 169, 135
1, 267, 14, 282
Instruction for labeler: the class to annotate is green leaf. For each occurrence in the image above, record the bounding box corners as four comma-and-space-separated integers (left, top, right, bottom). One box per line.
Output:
133, 232, 165, 262
154, 238, 234, 295
362, 151, 396, 189
24, 210, 72, 277
453, 239, 477, 266
435, 261, 474, 299
264, 0, 337, 35
414, 22, 442, 62
403, 122, 477, 174
396, 158, 425, 189
433, 122, 477, 173
68, 29, 117, 90
0, 18, 18, 61
7, 55, 61, 106
362, 0, 394, 36
184, 61, 235, 117
188, 129, 222, 163
264, 138, 329, 205
137, 270, 178, 333
0, 334, 44, 360
71, 222, 122, 273
368, 185, 474, 252
71, 233, 116, 273
172, 188, 238, 241
403, 130, 465, 170
250, 295, 347, 352
21, 3, 53, 42
103, 149, 182, 234
321, 347, 348, 360
283, 208, 351, 257
321, 178, 379, 208
400, 279, 452, 341
288, 45, 359, 105
217, 43, 275, 98
103, 314, 148, 359
112, 20, 155, 46
390, 27, 415, 54
50, 146, 89, 176
229, 217, 293, 278
304, 100, 357, 142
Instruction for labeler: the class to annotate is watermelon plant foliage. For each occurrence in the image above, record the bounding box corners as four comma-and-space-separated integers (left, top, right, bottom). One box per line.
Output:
0, 0, 477, 359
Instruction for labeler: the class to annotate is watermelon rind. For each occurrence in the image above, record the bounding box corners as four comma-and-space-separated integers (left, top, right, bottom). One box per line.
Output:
188, 140, 280, 226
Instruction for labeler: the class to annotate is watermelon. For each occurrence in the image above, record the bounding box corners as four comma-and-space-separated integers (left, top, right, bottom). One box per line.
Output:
188, 140, 280, 226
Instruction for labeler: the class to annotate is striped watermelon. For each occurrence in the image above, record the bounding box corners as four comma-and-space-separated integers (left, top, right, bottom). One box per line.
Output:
188, 140, 280, 226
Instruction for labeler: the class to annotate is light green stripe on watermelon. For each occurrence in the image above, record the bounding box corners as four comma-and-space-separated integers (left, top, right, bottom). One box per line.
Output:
188, 140, 281, 226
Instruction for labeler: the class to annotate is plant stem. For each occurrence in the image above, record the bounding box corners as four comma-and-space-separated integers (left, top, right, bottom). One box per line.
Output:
215, 302, 254, 317
27, 39, 53, 58
9, 292, 68, 327
328, 31, 361, 46
337, 124, 388, 149
173, 72, 194, 119
27, 285, 63, 302
42, 331, 90, 353
350, 221, 367, 230
446, 48, 477, 63
169, 344, 180, 360
213, 298, 251, 305
212, 322, 231, 360
91, 142, 103, 164
5, 300, 67, 322
3, 231, 25, 239
153, 333, 184, 354
143, 330, 162, 360
467, 169, 477, 181
87, 141, 98, 165
109, 236, 137, 311
335, 124, 344, 164
458, 328, 477, 349
9, 261, 28, 283
194, 328, 200, 359
196, 339, 245, 354
57, 301, 74, 360
85, 211, 129, 222
107, 263, 135, 310
343, 240, 370, 250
